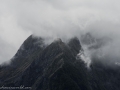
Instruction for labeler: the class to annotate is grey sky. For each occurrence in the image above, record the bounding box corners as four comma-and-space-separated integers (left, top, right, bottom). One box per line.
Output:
0, 0, 120, 64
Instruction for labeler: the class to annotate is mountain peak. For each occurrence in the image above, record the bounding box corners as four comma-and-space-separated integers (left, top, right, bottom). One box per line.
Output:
1, 35, 119, 90
68, 37, 81, 56
15, 35, 45, 56
54, 38, 62, 42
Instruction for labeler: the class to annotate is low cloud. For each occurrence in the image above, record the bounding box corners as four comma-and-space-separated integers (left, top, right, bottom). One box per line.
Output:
0, 0, 120, 65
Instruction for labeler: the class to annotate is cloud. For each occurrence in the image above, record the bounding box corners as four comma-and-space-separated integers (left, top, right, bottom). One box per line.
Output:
0, 0, 120, 64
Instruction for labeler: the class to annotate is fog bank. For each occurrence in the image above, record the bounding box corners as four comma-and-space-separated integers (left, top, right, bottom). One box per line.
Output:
0, 0, 120, 65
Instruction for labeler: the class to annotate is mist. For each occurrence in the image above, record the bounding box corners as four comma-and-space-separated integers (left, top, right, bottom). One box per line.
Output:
0, 0, 120, 66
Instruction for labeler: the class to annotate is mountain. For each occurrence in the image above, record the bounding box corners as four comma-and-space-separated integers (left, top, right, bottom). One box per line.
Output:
0, 35, 120, 90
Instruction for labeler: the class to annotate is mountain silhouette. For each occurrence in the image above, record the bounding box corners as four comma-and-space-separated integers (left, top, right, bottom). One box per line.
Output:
0, 35, 120, 90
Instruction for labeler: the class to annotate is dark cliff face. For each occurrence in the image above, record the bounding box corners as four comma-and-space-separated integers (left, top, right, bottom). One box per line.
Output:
0, 35, 90, 90
68, 37, 81, 56
0, 35, 120, 90
0, 35, 46, 86
10, 35, 45, 67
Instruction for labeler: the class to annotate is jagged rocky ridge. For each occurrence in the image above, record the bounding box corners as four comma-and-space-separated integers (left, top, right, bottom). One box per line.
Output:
0, 35, 120, 90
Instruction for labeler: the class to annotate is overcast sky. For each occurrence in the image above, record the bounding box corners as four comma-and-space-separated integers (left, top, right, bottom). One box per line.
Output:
0, 0, 120, 64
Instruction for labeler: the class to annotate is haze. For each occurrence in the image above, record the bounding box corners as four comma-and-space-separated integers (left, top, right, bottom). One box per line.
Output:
0, 0, 120, 65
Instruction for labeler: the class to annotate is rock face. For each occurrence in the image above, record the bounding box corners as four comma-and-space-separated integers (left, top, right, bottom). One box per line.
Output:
0, 35, 46, 87
0, 35, 120, 90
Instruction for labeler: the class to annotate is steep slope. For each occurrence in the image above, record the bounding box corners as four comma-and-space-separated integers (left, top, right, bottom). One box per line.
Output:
68, 37, 81, 56
81, 33, 120, 90
31, 38, 91, 90
0, 36, 92, 90
0, 35, 46, 86
0, 35, 120, 90
89, 61, 120, 90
